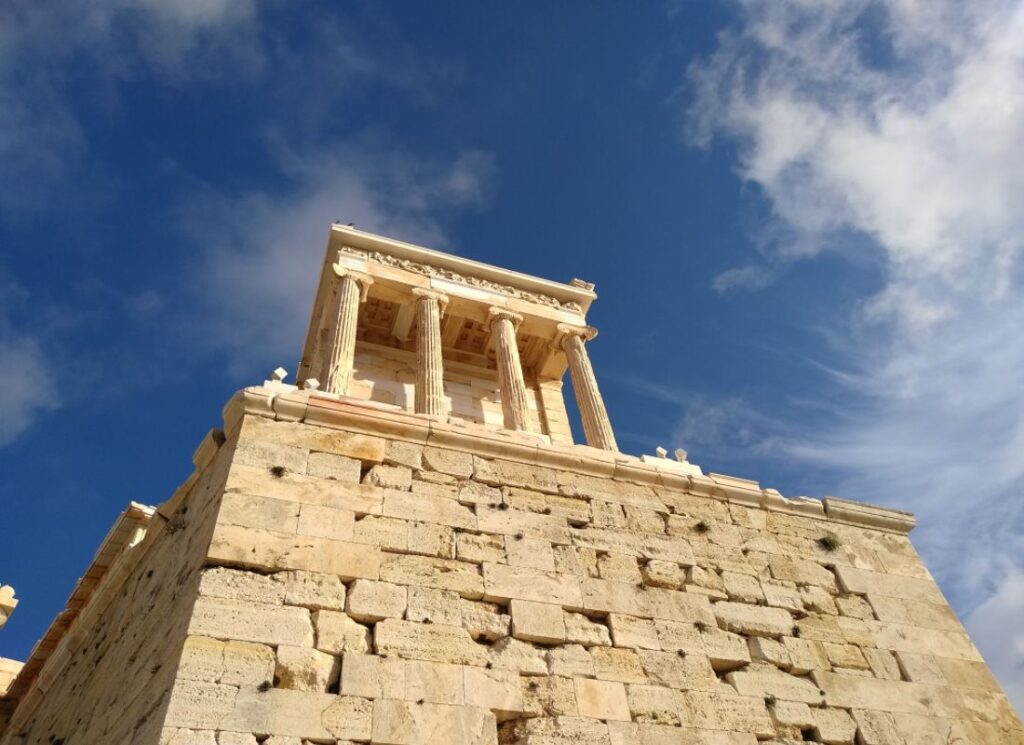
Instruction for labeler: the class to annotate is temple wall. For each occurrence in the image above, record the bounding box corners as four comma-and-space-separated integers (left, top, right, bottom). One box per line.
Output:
157, 398, 1023, 745
0, 439, 235, 745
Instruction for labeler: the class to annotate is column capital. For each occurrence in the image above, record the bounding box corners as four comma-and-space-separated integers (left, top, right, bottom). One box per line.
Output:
488, 307, 524, 331
331, 263, 374, 301
555, 323, 598, 349
412, 288, 450, 315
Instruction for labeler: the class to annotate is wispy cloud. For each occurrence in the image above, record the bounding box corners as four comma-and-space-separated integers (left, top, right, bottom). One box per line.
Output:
181, 143, 496, 375
686, 0, 1024, 709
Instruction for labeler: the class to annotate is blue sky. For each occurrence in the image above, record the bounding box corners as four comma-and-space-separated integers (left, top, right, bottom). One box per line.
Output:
2, 0, 1022, 711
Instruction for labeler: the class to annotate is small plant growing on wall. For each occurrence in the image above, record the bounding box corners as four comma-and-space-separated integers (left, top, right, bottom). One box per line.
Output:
694, 521, 710, 533
817, 533, 841, 552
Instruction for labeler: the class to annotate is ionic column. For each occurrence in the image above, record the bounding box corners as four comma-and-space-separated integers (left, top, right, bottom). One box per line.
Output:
323, 266, 372, 395
489, 308, 530, 431
559, 324, 618, 451
413, 289, 449, 418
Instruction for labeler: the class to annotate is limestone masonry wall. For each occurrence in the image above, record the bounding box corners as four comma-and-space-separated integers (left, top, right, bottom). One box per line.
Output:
0, 436, 235, 745
156, 390, 1021, 745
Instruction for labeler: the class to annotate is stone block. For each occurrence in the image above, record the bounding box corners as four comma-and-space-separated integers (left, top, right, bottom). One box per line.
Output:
226, 465, 384, 515
511, 599, 567, 644
364, 464, 413, 489
461, 599, 511, 641
382, 489, 476, 530
565, 611, 612, 646
812, 707, 857, 744
822, 641, 869, 670
405, 660, 465, 704
748, 637, 790, 668
199, 567, 286, 605
209, 523, 381, 580
457, 532, 506, 564
238, 417, 384, 462
701, 628, 751, 672
220, 689, 333, 739
505, 716, 613, 745
761, 579, 803, 613
782, 637, 829, 675
483, 562, 582, 607
548, 644, 596, 678
375, 619, 489, 666
895, 651, 946, 684
834, 565, 943, 604
306, 450, 361, 481
313, 610, 372, 654
768, 556, 837, 593
800, 584, 838, 615
574, 677, 631, 721
476, 504, 571, 544
652, 619, 703, 655
233, 438, 309, 474
296, 503, 355, 541
523, 675, 579, 717
274, 570, 347, 611
679, 690, 773, 738
164, 680, 239, 730
635, 649, 717, 691
340, 653, 405, 699
407, 520, 456, 558
370, 699, 497, 745
457, 481, 502, 507
407, 587, 463, 625
489, 636, 548, 675
189, 597, 314, 647
178, 636, 275, 688
505, 535, 556, 571
726, 667, 825, 704
473, 456, 558, 492
219, 492, 300, 533
384, 439, 424, 469
464, 667, 525, 719
721, 571, 764, 604
609, 613, 660, 650
216, 733, 258, 745
322, 695, 373, 740
624, 683, 682, 725
713, 602, 793, 638
274, 645, 339, 692
862, 647, 901, 681
641, 560, 683, 589
423, 446, 474, 478
597, 553, 642, 584
346, 579, 407, 622
591, 647, 647, 683
164, 729, 218, 745
381, 554, 484, 598
582, 578, 716, 626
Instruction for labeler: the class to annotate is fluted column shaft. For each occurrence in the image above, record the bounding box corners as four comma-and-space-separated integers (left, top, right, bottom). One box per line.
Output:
414, 289, 448, 417
490, 309, 529, 431
560, 326, 618, 451
323, 268, 371, 395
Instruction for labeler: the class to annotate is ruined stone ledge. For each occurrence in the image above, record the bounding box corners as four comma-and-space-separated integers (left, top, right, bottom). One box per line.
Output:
225, 383, 916, 536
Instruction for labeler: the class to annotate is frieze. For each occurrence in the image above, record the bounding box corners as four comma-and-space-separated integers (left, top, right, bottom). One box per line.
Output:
339, 246, 583, 312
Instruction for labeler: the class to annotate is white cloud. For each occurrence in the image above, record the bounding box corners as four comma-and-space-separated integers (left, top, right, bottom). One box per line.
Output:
0, 336, 58, 447
689, 0, 1024, 709
183, 144, 496, 375
967, 568, 1024, 711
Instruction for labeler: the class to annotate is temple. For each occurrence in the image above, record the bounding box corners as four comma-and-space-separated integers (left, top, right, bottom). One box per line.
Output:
0, 225, 1020, 744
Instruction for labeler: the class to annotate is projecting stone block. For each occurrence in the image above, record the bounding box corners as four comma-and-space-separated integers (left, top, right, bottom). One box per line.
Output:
574, 677, 631, 721
189, 597, 314, 647
726, 666, 825, 704
713, 602, 793, 639
483, 562, 582, 607
565, 611, 612, 647
522, 675, 579, 717
461, 599, 511, 641
702, 628, 752, 672
313, 610, 372, 654
547, 644, 596, 678
274, 645, 339, 692
721, 571, 765, 604
640, 559, 683, 589
381, 554, 484, 598
374, 619, 489, 666
370, 699, 497, 745
209, 523, 381, 580
464, 667, 525, 719
340, 653, 405, 699
813, 707, 857, 744
346, 579, 407, 622
489, 637, 548, 675
384, 439, 423, 469
510, 599, 566, 644
274, 570, 346, 611
423, 446, 474, 478
608, 614, 660, 650
364, 464, 413, 490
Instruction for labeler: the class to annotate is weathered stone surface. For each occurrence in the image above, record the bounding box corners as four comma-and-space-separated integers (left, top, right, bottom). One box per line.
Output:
364, 464, 413, 490
322, 695, 373, 740
713, 602, 793, 639
727, 666, 825, 704
422, 446, 474, 478
374, 619, 489, 666
306, 450, 361, 481
346, 578, 407, 622
405, 660, 465, 704
189, 597, 314, 647
565, 611, 612, 646
199, 567, 286, 605
489, 636, 548, 675
274, 569, 347, 610
575, 677, 631, 721
483, 562, 582, 606
274, 645, 340, 692
511, 599, 567, 644
381, 554, 484, 598
371, 699, 497, 745
314, 610, 372, 654
340, 653, 405, 699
